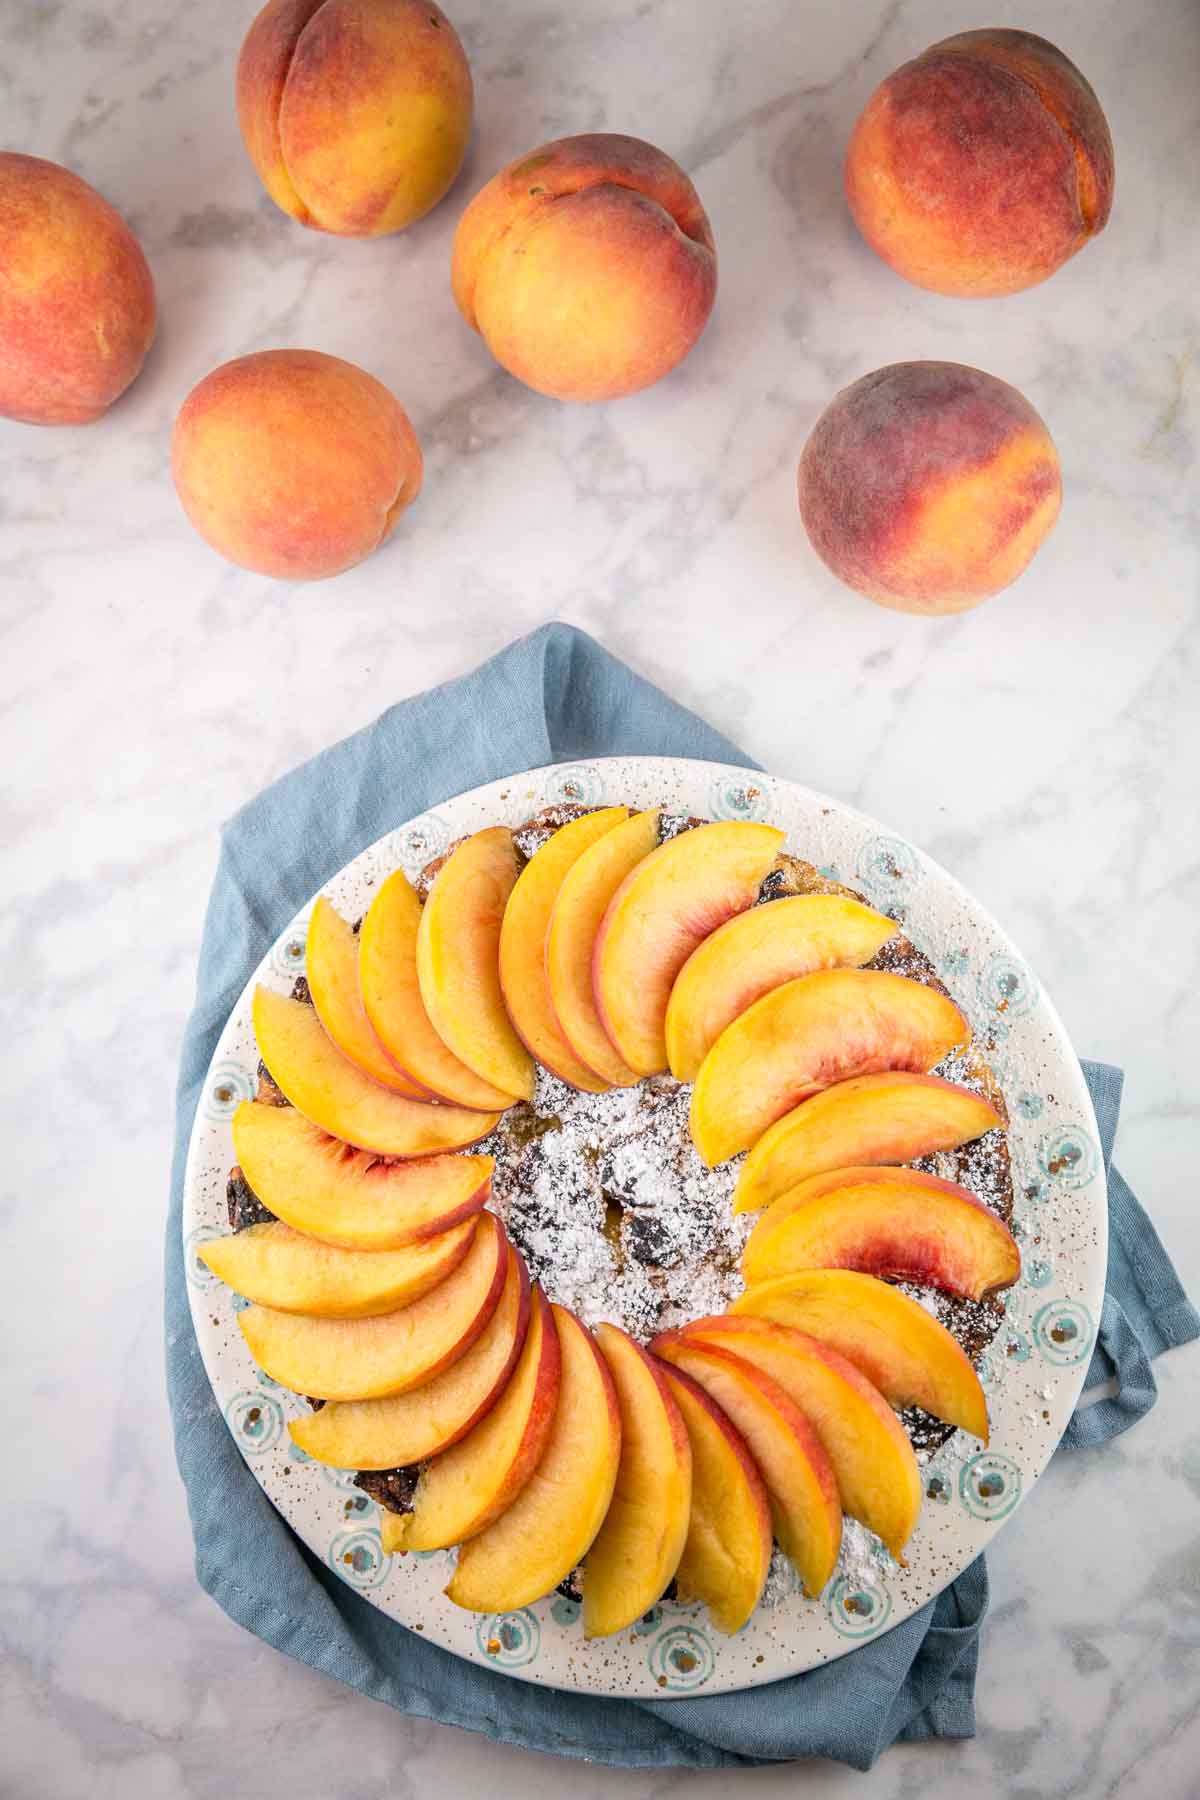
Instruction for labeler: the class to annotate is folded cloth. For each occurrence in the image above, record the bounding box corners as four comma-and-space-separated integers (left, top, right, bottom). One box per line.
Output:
166, 622, 1199, 1771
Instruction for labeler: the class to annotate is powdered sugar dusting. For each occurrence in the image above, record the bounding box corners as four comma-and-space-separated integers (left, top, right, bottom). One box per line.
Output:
481, 1069, 751, 1340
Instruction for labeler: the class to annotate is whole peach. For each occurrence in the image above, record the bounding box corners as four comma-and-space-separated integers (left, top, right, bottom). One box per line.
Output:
237, 0, 473, 237
798, 361, 1061, 615
451, 133, 716, 402
845, 30, 1114, 297
0, 153, 155, 426
171, 350, 422, 580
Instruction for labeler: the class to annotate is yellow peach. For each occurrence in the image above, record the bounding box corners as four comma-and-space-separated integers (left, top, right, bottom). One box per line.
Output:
171, 349, 422, 580
594, 821, 784, 1078
845, 30, 1114, 298
452, 134, 716, 401
583, 1324, 692, 1639
798, 361, 1061, 615
498, 808, 630, 1091
0, 152, 155, 425
237, 0, 473, 236
733, 1270, 989, 1441
290, 1240, 529, 1466
230, 1100, 492, 1250
446, 1306, 622, 1611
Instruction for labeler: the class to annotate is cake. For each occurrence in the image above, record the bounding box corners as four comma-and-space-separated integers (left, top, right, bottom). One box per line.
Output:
200, 806, 1020, 1639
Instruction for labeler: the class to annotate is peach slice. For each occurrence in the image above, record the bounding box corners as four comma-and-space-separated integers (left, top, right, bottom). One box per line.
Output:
582, 1323, 693, 1639
305, 896, 427, 1097
197, 1215, 476, 1319
417, 828, 534, 1101
651, 1331, 841, 1596
239, 1212, 507, 1400
658, 1364, 772, 1635
665, 895, 897, 1082
594, 821, 786, 1076
741, 1166, 1021, 1300
387, 1284, 561, 1551
690, 968, 969, 1165
290, 1242, 530, 1468
678, 1316, 922, 1561
446, 1306, 622, 1612
359, 868, 515, 1112
498, 808, 630, 1091
253, 988, 499, 1157
231, 1101, 492, 1251
734, 1070, 1003, 1213
545, 808, 660, 1085
733, 1270, 988, 1441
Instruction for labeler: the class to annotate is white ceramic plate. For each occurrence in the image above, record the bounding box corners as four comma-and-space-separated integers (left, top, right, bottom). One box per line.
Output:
183, 756, 1107, 1698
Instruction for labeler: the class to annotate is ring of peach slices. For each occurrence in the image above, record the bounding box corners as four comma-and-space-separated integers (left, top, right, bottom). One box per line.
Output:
199, 808, 1021, 1643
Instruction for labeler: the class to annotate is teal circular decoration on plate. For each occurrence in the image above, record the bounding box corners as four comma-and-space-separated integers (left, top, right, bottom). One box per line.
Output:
475, 1610, 541, 1669
855, 834, 919, 895
960, 1452, 1023, 1521
550, 1594, 581, 1627
224, 1389, 284, 1457
1037, 1124, 1100, 1190
924, 1469, 954, 1506
1027, 1255, 1054, 1289
633, 1606, 663, 1637
543, 762, 606, 807
648, 1625, 715, 1690
183, 1225, 222, 1288
826, 1574, 893, 1639
977, 952, 1039, 1022
201, 1059, 256, 1122
1033, 1298, 1096, 1366
269, 927, 308, 980
1017, 1091, 1045, 1120
340, 1490, 375, 1524
393, 812, 451, 870
707, 776, 772, 823
328, 1528, 388, 1589
999, 1328, 1032, 1365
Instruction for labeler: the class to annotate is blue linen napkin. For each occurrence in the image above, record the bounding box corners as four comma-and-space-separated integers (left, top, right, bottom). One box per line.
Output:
166, 622, 1199, 1771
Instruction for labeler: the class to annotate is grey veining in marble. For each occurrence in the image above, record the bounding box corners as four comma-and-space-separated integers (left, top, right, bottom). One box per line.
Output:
1, 0, 1198, 1794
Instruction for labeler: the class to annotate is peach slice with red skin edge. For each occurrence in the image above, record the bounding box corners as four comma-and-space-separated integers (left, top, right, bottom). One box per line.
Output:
498, 808, 631, 1091
197, 1214, 477, 1319
650, 1330, 841, 1597
231, 1101, 492, 1252
417, 827, 534, 1102
733, 1070, 1003, 1214
690, 967, 969, 1166
546, 808, 660, 1086
253, 988, 499, 1158
239, 1211, 508, 1400
445, 1305, 622, 1612
741, 1165, 1021, 1301
289, 1241, 531, 1468
665, 894, 897, 1082
677, 1315, 923, 1561
305, 896, 427, 1097
657, 1362, 772, 1634
593, 821, 786, 1077
582, 1323, 693, 1639
359, 867, 515, 1113
384, 1283, 561, 1552
733, 1270, 989, 1441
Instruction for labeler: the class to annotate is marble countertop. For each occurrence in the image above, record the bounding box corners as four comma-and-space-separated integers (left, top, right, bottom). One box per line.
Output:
4, 0, 1198, 1793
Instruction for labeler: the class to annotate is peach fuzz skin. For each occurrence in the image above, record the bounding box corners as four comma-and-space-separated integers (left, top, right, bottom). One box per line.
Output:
0, 153, 155, 426
451, 133, 717, 402
845, 29, 1114, 299
798, 361, 1061, 615
171, 350, 422, 581
236, 0, 473, 237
